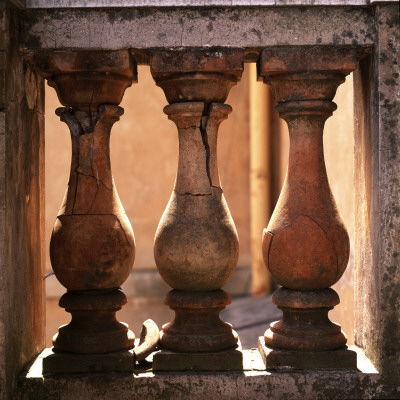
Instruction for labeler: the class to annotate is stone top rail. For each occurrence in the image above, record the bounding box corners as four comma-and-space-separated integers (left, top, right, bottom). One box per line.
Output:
21, 6, 377, 52
24, 0, 398, 8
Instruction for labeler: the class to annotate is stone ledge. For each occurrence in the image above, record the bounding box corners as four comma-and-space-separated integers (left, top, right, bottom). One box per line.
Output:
17, 347, 392, 400
25, 0, 398, 8
20, 7, 376, 51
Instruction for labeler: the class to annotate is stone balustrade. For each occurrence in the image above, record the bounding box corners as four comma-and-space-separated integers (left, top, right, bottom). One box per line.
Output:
29, 47, 363, 373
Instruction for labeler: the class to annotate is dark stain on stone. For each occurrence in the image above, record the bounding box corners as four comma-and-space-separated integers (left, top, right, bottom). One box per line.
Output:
207, 22, 213, 32
384, 78, 397, 87
380, 52, 389, 64
250, 28, 262, 43
341, 30, 354, 39
365, 32, 374, 42
387, 265, 397, 274
332, 34, 342, 45
229, 12, 240, 22
24, 34, 41, 50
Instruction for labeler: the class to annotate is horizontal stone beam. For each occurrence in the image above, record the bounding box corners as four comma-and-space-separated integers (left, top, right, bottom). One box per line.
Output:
25, 0, 376, 7
18, 347, 391, 400
20, 7, 375, 53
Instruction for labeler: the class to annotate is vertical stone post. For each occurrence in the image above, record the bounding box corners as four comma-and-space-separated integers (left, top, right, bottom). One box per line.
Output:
34, 51, 138, 372
0, 3, 45, 397
257, 47, 358, 369
151, 50, 244, 370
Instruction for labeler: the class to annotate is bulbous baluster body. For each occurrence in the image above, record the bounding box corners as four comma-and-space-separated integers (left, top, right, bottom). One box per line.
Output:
262, 101, 349, 290
154, 102, 239, 292
50, 105, 135, 291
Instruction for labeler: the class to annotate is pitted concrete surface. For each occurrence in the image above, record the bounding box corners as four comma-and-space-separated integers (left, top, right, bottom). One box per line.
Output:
20, 7, 376, 50
18, 347, 386, 400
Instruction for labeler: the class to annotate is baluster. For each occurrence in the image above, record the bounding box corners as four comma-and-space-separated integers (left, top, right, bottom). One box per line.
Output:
257, 47, 358, 369
34, 50, 157, 373
150, 50, 244, 370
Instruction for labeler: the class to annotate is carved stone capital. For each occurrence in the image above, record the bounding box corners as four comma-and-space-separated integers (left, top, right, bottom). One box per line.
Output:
151, 49, 244, 103
33, 50, 137, 112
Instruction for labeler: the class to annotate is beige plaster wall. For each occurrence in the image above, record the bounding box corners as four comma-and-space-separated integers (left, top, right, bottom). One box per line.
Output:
327, 73, 355, 345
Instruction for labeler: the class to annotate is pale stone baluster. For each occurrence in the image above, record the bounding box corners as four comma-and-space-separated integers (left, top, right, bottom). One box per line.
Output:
151, 50, 244, 370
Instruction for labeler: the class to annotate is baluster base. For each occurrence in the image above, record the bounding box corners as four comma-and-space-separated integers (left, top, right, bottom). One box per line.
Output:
258, 338, 357, 370
152, 345, 243, 371
259, 288, 357, 369
160, 289, 239, 353
42, 348, 135, 374
52, 289, 135, 354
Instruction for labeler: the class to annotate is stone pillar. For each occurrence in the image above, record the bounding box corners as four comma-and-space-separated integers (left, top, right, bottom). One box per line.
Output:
354, 5, 400, 390
34, 50, 139, 372
257, 47, 358, 369
151, 50, 243, 371
0, 3, 45, 398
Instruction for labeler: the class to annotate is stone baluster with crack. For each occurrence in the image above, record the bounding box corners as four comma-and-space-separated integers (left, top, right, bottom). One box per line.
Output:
33, 50, 158, 373
257, 47, 358, 370
150, 50, 244, 371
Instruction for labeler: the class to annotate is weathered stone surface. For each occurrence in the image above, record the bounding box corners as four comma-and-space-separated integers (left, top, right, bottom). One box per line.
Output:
259, 47, 356, 290
33, 51, 141, 356
264, 288, 348, 352
49, 105, 135, 291
151, 50, 243, 104
20, 7, 375, 50
24, 0, 385, 7
153, 347, 243, 371
160, 290, 239, 353
134, 319, 160, 362
152, 51, 244, 354
0, 3, 45, 400
52, 290, 135, 354
353, 3, 400, 389
154, 103, 239, 291
33, 50, 137, 110
258, 47, 357, 361
18, 347, 390, 400
258, 337, 357, 370
42, 348, 136, 374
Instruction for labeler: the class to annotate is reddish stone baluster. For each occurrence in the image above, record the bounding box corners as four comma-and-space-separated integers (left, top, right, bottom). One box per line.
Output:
150, 50, 244, 369
34, 51, 136, 358
257, 47, 358, 369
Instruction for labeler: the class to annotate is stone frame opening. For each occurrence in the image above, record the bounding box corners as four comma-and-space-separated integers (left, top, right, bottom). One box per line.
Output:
0, 1, 398, 399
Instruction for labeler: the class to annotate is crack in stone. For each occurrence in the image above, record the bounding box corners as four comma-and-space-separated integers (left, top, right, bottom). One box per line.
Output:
58, 107, 106, 214
174, 189, 212, 197
200, 103, 213, 187
75, 171, 112, 191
